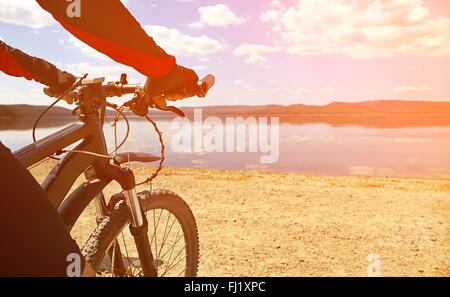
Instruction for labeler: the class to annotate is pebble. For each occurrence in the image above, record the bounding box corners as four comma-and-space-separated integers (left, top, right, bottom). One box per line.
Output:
417, 268, 424, 273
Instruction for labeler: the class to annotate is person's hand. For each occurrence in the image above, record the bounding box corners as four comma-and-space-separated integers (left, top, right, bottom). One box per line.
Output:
142, 65, 215, 109
43, 87, 74, 104
143, 65, 199, 99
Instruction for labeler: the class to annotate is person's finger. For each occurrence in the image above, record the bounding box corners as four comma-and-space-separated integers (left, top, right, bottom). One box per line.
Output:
165, 93, 185, 102
198, 74, 215, 97
63, 94, 73, 105
151, 95, 167, 108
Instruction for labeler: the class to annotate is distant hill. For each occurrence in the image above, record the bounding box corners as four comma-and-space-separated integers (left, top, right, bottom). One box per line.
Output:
354, 100, 450, 113
271, 102, 378, 114
0, 100, 449, 119
0, 104, 72, 118
180, 100, 450, 115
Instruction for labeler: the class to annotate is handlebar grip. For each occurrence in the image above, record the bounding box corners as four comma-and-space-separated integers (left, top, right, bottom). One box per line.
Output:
177, 74, 215, 97
199, 74, 215, 95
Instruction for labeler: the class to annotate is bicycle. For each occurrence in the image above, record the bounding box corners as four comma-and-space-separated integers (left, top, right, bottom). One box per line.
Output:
13, 73, 214, 277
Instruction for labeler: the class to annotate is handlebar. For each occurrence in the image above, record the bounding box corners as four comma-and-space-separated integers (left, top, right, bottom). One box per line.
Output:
58, 73, 215, 117
75, 73, 214, 100
102, 83, 139, 98
69, 76, 138, 99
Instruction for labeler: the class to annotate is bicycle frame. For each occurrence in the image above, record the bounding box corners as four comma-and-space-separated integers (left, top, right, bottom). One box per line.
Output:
15, 121, 106, 209
13, 79, 158, 276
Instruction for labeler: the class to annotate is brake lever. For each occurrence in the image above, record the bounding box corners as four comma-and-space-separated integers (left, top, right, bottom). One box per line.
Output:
157, 105, 185, 117
126, 90, 186, 118
146, 95, 185, 117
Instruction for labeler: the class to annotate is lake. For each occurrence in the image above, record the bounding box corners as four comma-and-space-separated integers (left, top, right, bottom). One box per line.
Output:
1, 114, 449, 178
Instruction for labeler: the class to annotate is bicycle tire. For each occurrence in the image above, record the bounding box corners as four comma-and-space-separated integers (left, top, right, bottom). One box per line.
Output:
82, 189, 199, 277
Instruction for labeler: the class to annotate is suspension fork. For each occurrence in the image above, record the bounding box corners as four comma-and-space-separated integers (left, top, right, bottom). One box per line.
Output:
117, 167, 157, 277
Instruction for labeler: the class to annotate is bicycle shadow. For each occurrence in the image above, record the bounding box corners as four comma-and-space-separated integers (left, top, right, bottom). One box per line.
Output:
98, 256, 141, 273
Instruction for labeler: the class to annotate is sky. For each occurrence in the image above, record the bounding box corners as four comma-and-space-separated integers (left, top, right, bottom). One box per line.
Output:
0, 0, 449, 108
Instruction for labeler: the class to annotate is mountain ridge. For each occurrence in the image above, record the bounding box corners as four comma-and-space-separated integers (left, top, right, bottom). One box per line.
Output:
1, 100, 449, 118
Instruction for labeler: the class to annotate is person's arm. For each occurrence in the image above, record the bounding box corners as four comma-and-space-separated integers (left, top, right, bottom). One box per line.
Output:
0, 40, 76, 93
36, 0, 176, 78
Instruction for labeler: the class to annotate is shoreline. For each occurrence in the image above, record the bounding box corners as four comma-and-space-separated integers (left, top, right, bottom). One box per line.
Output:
30, 161, 450, 276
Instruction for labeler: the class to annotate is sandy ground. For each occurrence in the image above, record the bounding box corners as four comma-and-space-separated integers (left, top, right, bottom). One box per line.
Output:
30, 161, 449, 277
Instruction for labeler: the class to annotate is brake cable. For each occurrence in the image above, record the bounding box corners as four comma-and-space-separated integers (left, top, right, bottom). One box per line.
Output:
32, 74, 88, 143
34, 75, 166, 188
108, 103, 130, 156
135, 114, 165, 187
58, 104, 131, 160
32, 74, 88, 161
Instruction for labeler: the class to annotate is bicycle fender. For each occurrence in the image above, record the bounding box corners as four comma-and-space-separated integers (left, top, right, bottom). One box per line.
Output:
58, 178, 112, 232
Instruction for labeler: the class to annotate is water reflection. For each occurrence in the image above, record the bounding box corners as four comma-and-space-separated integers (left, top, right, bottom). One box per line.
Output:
1, 115, 449, 178
2, 113, 450, 130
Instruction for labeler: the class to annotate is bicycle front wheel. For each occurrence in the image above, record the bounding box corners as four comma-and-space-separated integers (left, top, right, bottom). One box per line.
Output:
82, 189, 199, 277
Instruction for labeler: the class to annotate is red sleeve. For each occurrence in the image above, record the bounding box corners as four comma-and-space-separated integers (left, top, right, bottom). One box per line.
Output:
0, 40, 76, 93
0, 42, 35, 81
36, 0, 176, 78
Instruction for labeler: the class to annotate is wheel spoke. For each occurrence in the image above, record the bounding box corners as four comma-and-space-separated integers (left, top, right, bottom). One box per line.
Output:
86, 194, 197, 278
120, 231, 142, 276
161, 246, 186, 277
160, 229, 180, 275
151, 208, 164, 268
159, 231, 184, 260
157, 211, 177, 260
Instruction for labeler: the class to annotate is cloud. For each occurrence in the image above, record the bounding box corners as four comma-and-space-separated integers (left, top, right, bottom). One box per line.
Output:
260, 0, 285, 24
291, 88, 311, 95
320, 86, 335, 93
270, 86, 311, 97
66, 36, 111, 61
191, 4, 247, 28
0, 85, 53, 106
144, 25, 225, 56
261, 0, 450, 59
394, 86, 432, 93
234, 80, 255, 92
192, 65, 207, 72
188, 21, 204, 29
233, 44, 281, 65
64, 62, 138, 82
320, 135, 337, 143
66, 25, 225, 59
0, 0, 55, 29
